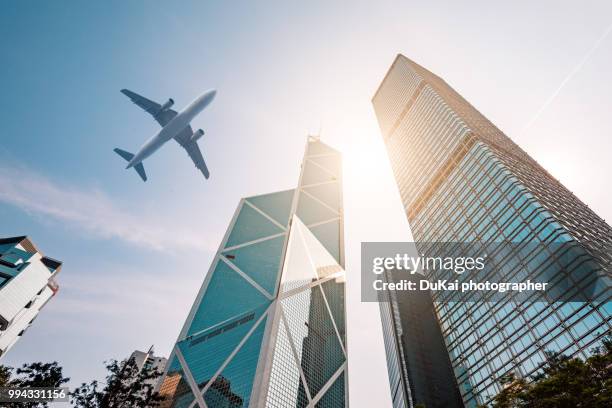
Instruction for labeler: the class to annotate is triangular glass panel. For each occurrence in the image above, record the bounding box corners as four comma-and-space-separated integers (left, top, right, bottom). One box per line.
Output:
202, 315, 268, 408
301, 160, 336, 186
314, 370, 345, 408
222, 234, 285, 296
296, 191, 339, 226
307, 219, 341, 265
187, 261, 270, 336
279, 290, 311, 363
308, 155, 341, 178
302, 182, 341, 211
178, 304, 268, 396
280, 219, 318, 293
225, 202, 284, 248
296, 218, 342, 279
320, 279, 346, 348
245, 189, 295, 228
281, 285, 345, 399
157, 356, 196, 408
265, 315, 310, 408
307, 141, 339, 156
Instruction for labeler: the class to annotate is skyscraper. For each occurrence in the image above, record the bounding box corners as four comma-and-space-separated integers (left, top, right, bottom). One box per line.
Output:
158, 136, 347, 407
0, 236, 61, 358
377, 272, 463, 408
129, 347, 168, 388
372, 54, 612, 407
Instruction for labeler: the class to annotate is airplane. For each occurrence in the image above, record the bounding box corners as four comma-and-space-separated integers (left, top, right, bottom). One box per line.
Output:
114, 88, 217, 181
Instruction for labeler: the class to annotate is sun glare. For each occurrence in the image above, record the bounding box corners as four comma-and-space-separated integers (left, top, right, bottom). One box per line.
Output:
342, 136, 393, 188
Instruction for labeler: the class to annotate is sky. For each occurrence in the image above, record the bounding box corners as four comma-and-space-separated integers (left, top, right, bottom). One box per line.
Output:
1, 1, 612, 407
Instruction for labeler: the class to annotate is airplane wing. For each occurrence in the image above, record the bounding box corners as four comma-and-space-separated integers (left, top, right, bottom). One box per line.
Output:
120, 89, 177, 126
174, 127, 210, 179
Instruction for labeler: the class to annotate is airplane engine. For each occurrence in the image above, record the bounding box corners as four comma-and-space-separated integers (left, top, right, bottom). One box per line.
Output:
190, 129, 204, 142
160, 98, 174, 111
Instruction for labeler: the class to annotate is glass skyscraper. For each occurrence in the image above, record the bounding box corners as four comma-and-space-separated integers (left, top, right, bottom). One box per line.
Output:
372, 54, 611, 407
158, 136, 347, 408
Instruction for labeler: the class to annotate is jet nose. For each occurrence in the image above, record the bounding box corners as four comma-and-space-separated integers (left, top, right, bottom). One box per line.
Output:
207, 89, 217, 102
200, 89, 217, 109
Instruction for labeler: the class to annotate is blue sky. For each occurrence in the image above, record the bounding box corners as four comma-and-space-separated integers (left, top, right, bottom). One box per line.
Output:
1, 1, 612, 406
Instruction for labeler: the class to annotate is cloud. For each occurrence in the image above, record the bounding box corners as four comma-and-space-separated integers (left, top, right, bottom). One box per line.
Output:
48, 267, 201, 328
0, 163, 212, 253
2, 265, 203, 384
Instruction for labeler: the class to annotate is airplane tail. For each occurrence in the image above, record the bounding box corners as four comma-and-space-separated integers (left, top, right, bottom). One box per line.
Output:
113, 148, 147, 182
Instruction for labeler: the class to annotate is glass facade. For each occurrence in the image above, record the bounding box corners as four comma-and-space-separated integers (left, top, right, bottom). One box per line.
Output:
376, 270, 463, 408
377, 281, 411, 408
0, 236, 61, 358
372, 54, 612, 407
159, 137, 347, 407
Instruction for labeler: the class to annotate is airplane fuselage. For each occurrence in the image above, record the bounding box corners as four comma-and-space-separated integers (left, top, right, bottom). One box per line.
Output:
126, 89, 216, 168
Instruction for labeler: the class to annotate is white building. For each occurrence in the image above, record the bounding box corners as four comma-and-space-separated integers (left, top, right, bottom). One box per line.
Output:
130, 347, 168, 375
0, 236, 61, 358
129, 347, 168, 391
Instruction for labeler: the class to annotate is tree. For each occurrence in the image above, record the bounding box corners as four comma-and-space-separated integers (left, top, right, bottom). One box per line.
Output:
0, 364, 11, 387
0, 362, 69, 408
71, 356, 164, 408
490, 335, 612, 407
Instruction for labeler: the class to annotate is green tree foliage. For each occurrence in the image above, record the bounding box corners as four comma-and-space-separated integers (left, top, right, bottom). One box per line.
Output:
490, 336, 612, 408
0, 362, 69, 408
0, 364, 11, 387
70, 357, 163, 408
